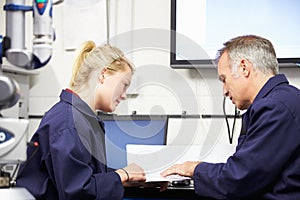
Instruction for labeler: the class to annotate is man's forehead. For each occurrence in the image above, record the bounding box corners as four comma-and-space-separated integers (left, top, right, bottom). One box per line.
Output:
217, 53, 230, 73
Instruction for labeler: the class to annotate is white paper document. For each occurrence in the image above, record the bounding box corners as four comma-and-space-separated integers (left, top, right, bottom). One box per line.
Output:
126, 144, 236, 182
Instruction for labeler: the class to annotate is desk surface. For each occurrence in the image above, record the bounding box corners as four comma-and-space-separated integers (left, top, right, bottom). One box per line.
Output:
125, 186, 195, 199
0, 188, 35, 199
124, 186, 213, 200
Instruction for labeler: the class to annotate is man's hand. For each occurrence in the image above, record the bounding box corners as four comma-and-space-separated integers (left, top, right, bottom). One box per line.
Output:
160, 161, 201, 178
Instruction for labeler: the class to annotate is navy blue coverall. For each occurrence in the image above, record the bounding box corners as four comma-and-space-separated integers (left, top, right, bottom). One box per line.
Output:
193, 74, 300, 199
17, 89, 124, 200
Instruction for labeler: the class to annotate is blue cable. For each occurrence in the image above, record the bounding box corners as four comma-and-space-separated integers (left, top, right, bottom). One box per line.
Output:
3, 4, 33, 12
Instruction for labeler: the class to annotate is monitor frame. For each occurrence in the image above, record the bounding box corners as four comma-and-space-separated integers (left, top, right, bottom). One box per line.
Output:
101, 114, 169, 169
170, 0, 300, 69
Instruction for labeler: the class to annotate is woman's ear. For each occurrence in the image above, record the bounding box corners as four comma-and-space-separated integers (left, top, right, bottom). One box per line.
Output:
100, 75, 104, 84
101, 68, 107, 74
99, 68, 107, 84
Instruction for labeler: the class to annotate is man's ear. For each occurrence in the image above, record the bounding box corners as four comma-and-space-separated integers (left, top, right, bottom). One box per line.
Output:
240, 59, 251, 77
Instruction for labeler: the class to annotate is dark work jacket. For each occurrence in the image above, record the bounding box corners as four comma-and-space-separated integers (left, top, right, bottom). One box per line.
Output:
193, 74, 300, 199
17, 89, 124, 200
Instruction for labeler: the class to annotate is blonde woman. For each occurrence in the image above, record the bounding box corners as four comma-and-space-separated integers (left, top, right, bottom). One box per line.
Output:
17, 41, 146, 200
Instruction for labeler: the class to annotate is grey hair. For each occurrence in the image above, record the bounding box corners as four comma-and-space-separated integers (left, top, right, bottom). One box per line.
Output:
216, 35, 279, 76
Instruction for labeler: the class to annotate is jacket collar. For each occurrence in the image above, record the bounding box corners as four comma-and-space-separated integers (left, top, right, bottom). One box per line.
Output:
253, 74, 288, 103
59, 89, 100, 121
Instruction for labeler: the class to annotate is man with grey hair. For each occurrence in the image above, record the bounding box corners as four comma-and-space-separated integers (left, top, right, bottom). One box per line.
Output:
161, 35, 300, 199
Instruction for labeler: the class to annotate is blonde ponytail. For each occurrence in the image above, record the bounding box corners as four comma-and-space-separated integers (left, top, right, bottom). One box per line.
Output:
69, 41, 134, 92
69, 41, 96, 89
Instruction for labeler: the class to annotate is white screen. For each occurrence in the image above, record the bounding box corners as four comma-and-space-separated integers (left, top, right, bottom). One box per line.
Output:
174, 0, 300, 63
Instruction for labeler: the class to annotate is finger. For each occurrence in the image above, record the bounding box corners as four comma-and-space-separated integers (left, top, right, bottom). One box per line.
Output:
160, 165, 177, 177
132, 173, 146, 182
160, 169, 171, 177
159, 182, 169, 192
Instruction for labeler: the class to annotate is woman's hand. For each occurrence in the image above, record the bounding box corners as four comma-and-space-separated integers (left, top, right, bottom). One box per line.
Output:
116, 163, 146, 184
